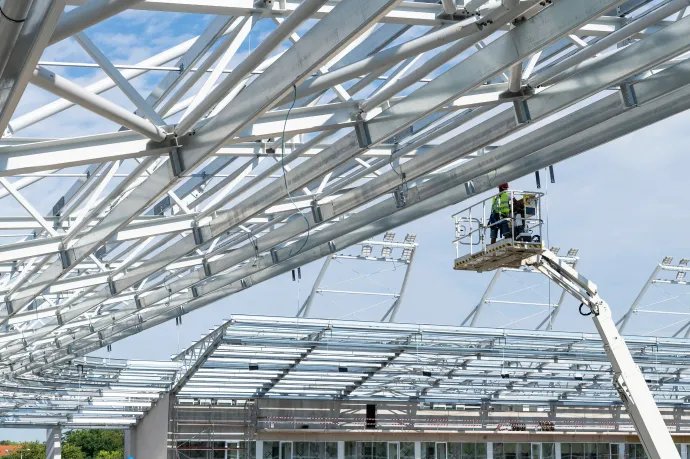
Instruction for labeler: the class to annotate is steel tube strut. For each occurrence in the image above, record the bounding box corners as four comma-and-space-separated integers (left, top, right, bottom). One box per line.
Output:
528, 0, 690, 87
30, 67, 168, 142
617, 264, 663, 333
174, 0, 330, 136
10, 37, 196, 132
50, 0, 144, 45
0, 0, 33, 77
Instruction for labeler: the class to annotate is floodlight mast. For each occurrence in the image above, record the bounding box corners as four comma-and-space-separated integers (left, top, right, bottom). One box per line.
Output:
453, 193, 679, 459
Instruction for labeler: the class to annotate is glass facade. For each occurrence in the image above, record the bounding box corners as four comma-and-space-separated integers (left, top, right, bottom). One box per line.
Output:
401, 443, 415, 459
175, 441, 255, 459
420, 442, 488, 459
493, 443, 554, 459
624, 444, 646, 459
293, 442, 338, 459
174, 440, 686, 459
561, 443, 617, 459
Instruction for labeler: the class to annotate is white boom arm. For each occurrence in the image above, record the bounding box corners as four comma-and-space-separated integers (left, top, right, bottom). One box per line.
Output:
526, 251, 679, 459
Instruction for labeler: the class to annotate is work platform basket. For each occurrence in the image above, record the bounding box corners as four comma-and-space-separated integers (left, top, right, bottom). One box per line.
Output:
452, 190, 545, 272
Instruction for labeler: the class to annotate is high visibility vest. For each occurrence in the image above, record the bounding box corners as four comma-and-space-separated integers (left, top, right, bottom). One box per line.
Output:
491, 192, 510, 216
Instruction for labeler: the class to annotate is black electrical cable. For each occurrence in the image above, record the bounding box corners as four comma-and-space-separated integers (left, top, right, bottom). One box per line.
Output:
281, 84, 310, 257
389, 148, 408, 192
0, 6, 26, 23
579, 303, 592, 316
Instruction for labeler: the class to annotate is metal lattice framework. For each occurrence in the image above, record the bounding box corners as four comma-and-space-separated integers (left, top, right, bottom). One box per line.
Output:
296, 231, 417, 322
0, 357, 178, 427
1, 0, 690, 381
463, 247, 579, 330
618, 256, 690, 337
173, 314, 690, 408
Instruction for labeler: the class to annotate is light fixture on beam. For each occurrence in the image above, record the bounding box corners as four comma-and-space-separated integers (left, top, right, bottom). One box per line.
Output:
677, 272, 686, 281
550, 247, 560, 255
663, 256, 673, 265
381, 246, 392, 257
384, 232, 395, 242
361, 245, 372, 257
404, 233, 417, 243
401, 248, 413, 260
567, 248, 579, 257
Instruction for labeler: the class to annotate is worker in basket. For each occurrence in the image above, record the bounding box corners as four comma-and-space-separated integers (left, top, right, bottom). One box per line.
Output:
489, 183, 522, 244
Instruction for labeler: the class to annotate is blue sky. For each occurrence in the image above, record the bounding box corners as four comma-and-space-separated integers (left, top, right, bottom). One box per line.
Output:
2, 2, 690, 441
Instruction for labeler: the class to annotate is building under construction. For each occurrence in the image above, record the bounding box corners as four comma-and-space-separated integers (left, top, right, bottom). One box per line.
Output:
0, 0, 690, 458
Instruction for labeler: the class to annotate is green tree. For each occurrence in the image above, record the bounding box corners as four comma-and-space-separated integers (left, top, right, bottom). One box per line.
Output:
62, 443, 86, 459
95, 449, 124, 459
4, 441, 45, 459
0, 440, 18, 445
63, 431, 123, 459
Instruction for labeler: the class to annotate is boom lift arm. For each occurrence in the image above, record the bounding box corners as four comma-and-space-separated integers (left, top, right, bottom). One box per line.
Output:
452, 190, 679, 458
526, 250, 679, 459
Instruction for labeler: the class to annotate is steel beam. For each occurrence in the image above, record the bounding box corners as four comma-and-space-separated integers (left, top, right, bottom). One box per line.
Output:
174, 0, 332, 135
1, 0, 404, 326
0, 0, 65, 135
9, 36, 197, 133
6, 0, 676, 360
19, 55, 690, 371
50, 0, 144, 45
30, 67, 167, 141
365, 0, 627, 146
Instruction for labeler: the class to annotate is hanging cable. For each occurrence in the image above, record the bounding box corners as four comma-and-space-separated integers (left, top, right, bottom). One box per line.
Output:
389, 147, 409, 193
281, 84, 310, 257
544, 172, 553, 328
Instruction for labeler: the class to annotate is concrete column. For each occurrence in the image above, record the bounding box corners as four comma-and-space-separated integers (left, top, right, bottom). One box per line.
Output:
555, 443, 561, 459
46, 427, 61, 459
414, 442, 421, 459
681, 443, 687, 459
486, 442, 493, 459
617, 444, 625, 458
134, 393, 170, 459
337, 442, 345, 459
257, 441, 264, 459
124, 428, 137, 459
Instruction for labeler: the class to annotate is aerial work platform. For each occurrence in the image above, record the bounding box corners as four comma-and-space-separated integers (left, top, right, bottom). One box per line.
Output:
453, 239, 544, 271
451, 190, 680, 459
452, 190, 544, 272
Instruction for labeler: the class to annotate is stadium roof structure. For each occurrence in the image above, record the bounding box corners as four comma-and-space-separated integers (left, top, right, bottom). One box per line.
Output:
1, 0, 690, 385
0, 357, 178, 428
171, 315, 690, 408
7, 313, 690, 427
